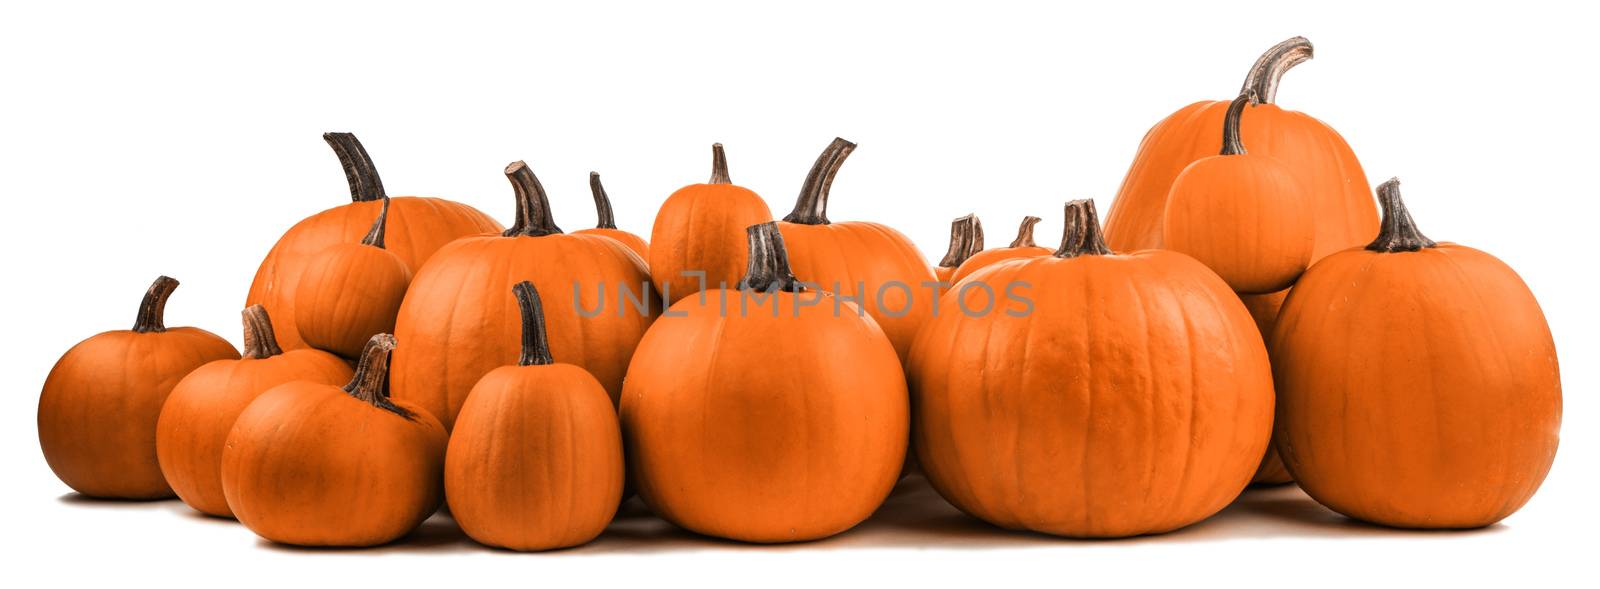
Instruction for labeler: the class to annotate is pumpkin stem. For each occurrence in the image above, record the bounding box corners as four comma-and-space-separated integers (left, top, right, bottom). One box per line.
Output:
322, 132, 388, 203
709, 143, 732, 185
782, 137, 857, 226
360, 197, 391, 249
937, 214, 985, 268
589, 172, 618, 230
240, 304, 284, 359
1220, 91, 1256, 156
502, 161, 564, 237
512, 281, 554, 366
1009, 216, 1043, 248
1239, 36, 1312, 105
1366, 178, 1437, 252
132, 275, 179, 333
738, 222, 804, 292
342, 334, 411, 417
1054, 199, 1112, 258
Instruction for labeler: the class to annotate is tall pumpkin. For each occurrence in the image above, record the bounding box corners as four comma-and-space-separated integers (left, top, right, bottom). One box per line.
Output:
1271, 179, 1561, 528
649, 143, 773, 304
949, 215, 1048, 285
392, 161, 657, 430
575, 172, 651, 262
933, 214, 983, 283
246, 133, 502, 349
908, 200, 1274, 537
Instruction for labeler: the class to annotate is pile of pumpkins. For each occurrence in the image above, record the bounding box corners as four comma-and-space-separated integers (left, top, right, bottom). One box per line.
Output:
37, 37, 1561, 549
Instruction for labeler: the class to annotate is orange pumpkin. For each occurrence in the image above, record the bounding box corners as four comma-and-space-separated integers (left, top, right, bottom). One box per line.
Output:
1240, 288, 1294, 486
392, 161, 657, 429
1271, 179, 1561, 528
156, 305, 352, 516
778, 137, 936, 361
908, 200, 1274, 537
446, 282, 624, 551
621, 222, 908, 543
39, 276, 240, 499
575, 172, 651, 262
245, 133, 502, 350
933, 214, 983, 283
949, 215, 1049, 284
1104, 36, 1377, 262
222, 335, 447, 547
292, 198, 413, 358
1162, 92, 1314, 294
648, 143, 774, 303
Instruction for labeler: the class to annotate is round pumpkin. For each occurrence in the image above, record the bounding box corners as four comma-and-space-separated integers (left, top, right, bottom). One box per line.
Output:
575, 172, 651, 262
648, 143, 774, 304
1240, 288, 1294, 486
446, 282, 624, 551
292, 198, 413, 359
392, 161, 657, 430
246, 132, 502, 350
949, 215, 1049, 285
1271, 179, 1561, 528
222, 335, 447, 547
621, 222, 908, 543
933, 214, 984, 283
39, 276, 240, 499
908, 200, 1274, 537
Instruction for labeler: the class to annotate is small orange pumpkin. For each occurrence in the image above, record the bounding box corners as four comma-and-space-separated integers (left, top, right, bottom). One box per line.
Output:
949, 215, 1049, 284
38, 277, 240, 499
575, 172, 651, 262
933, 214, 983, 283
648, 144, 774, 303
292, 198, 413, 358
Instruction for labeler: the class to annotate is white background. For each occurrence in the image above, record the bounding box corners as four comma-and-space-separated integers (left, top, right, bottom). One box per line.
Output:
2, 1, 1596, 586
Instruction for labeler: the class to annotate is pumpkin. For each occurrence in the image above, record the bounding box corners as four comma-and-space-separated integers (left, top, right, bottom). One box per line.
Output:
445, 282, 624, 551
1162, 92, 1314, 294
1104, 36, 1377, 262
575, 172, 651, 262
621, 222, 907, 543
1271, 179, 1561, 528
245, 132, 502, 350
222, 334, 447, 547
292, 198, 413, 358
777, 137, 937, 361
38, 276, 240, 499
907, 200, 1274, 537
933, 214, 984, 283
949, 215, 1049, 285
648, 143, 774, 303
1240, 288, 1294, 485
156, 305, 352, 516
392, 161, 657, 430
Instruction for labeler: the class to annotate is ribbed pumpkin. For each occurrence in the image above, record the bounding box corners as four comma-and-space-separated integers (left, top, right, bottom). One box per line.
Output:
575, 172, 650, 262
392, 161, 657, 430
245, 133, 502, 349
156, 305, 351, 516
1271, 179, 1561, 528
949, 215, 1048, 285
446, 282, 624, 551
908, 200, 1274, 537
39, 277, 240, 499
933, 214, 983, 283
621, 222, 908, 543
1104, 36, 1377, 262
649, 144, 774, 304
222, 335, 447, 547
292, 198, 413, 358
1240, 288, 1294, 485
777, 137, 936, 361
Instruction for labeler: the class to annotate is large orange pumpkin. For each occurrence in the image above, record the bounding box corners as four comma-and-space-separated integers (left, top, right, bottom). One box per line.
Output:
1104, 36, 1377, 262
1271, 179, 1561, 528
246, 133, 502, 349
949, 215, 1049, 285
575, 172, 651, 262
39, 276, 240, 499
292, 198, 413, 359
621, 222, 908, 543
778, 137, 936, 361
392, 161, 657, 430
933, 214, 983, 283
908, 200, 1274, 537
649, 143, 774, 304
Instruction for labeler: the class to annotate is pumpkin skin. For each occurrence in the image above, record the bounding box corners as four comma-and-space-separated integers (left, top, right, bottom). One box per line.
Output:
1240, 288, 1294, 485
574, 172, 651, 262
156, 306, 351, 517
1271, 179, 1560, 528
621, 222, 908, 543
649, 144, 774, 304
1104, 37, 1377, 263
445, 282, 624, 551
949, 215, 1049, 285
222, 335, 447, 547
38, 277, 240, 499
778, 138, 936, 362
246, 133, 502, 350
933, 214, 983, 284
292, 198, 413, 359
392, 161, 657, 430
908, 201, 1274, 537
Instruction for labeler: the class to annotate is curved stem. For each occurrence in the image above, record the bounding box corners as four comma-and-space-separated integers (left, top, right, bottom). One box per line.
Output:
360, 197, 391, 248
738, 222, 803, 292
342, 334, 411, 417
1220, 91, 1256, 156
132, 275, 178, 333
1238, 36, 1313, 105
512, 281, 554, 366
709, 143, 732, 185
589, 172, 618, 229
782, 137, 857, 225
240, 304, 284, 359
322, 132, 387, 202
1054, 199, 1112, 258
1009, 216, 1043, 248
1366, 178, 1437, 252
502, 161, 564, 237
